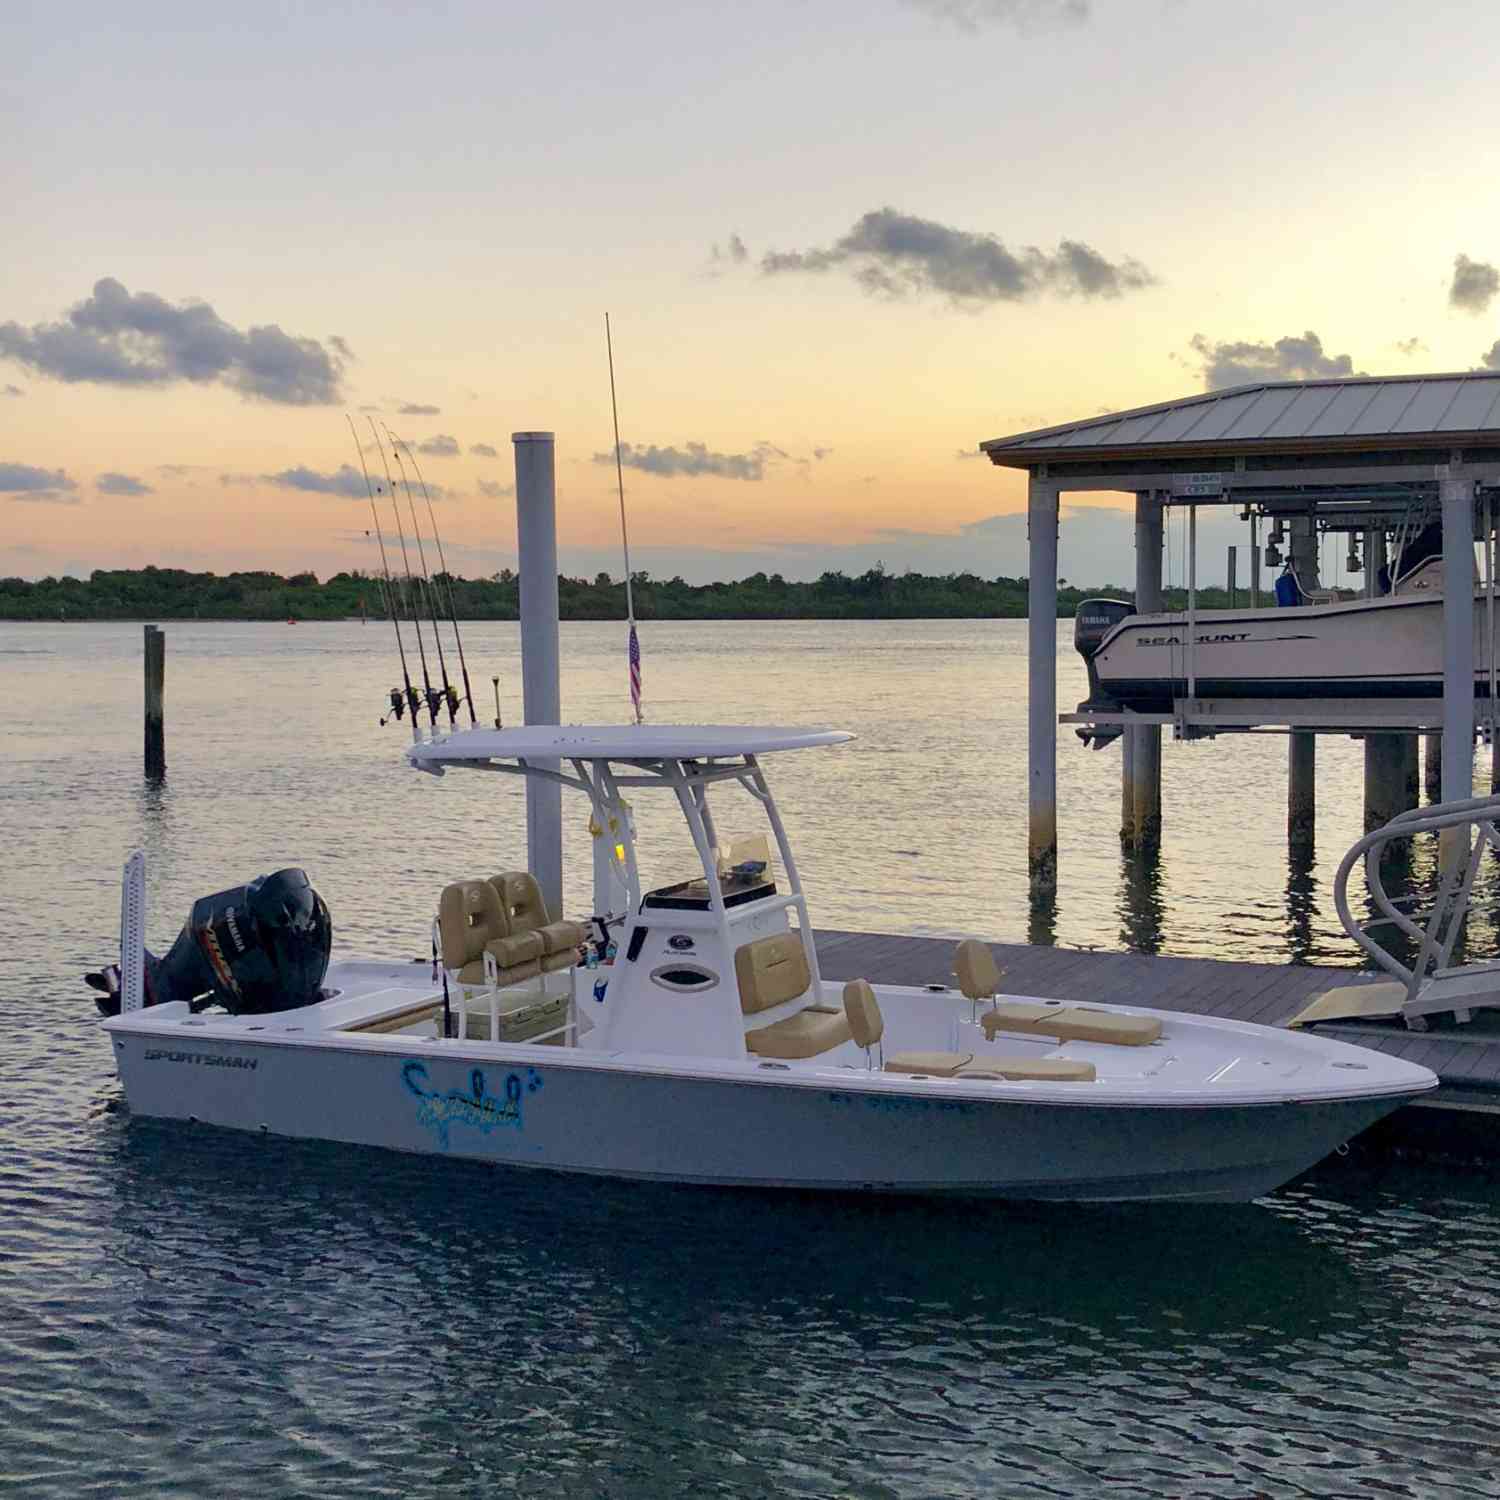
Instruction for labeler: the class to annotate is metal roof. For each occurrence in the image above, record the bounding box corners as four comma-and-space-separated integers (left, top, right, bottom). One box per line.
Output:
981, 373, 1500, 466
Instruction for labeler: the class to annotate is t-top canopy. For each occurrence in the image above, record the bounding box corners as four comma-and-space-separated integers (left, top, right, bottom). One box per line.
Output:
408, 723, 854, 770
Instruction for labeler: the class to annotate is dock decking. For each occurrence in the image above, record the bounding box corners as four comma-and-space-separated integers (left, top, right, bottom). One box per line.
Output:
813, 930, 1500, 1133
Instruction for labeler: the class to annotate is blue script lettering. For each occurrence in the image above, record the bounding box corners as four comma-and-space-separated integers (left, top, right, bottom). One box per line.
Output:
401, 1061, 525, 1149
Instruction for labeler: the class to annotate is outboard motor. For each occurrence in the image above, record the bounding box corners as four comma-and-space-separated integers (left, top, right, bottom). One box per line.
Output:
1074, 597, 1135, 660
1072, 598, 1134, 749
88, 868, 331, 1017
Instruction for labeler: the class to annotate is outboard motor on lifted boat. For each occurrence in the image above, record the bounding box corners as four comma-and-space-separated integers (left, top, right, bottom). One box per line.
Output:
1072, 597, 1135, 748
87, 868, 331, 1017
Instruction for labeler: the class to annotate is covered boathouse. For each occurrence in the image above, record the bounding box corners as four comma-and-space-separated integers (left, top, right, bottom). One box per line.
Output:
980, 372, 1500, 891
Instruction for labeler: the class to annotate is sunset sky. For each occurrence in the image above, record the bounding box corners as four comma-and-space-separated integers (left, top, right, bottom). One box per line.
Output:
6, 0, 1500, 589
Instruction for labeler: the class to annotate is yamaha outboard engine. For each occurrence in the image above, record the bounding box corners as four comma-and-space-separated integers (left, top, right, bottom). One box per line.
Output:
1074, 597, 1135, 660
88, 868, 331, 1017
1072, 598, 1135, 749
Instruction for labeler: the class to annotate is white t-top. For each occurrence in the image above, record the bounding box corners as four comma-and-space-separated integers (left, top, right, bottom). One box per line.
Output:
408, 723, 854, 768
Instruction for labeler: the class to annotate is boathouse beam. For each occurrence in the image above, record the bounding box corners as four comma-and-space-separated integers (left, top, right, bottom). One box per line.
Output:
1027, 476, 1059, 891
513, 430, 564, 919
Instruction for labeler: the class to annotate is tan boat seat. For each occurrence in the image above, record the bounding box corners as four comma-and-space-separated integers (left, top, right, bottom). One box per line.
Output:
488, 872, 586, 962
954, 938, 1003, 1001
885, 1050, 1096, 1083
980, 1003, 1160, 1047
437, 879, 511, 986
736, 932, 812, 1015
745, 1007, 853, 1059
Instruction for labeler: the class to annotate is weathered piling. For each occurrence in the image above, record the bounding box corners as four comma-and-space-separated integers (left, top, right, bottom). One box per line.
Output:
1122, 491, 1163, 854
1364, 733, 1413, 832
1425, 733, 1442, 800
1288, 732, 1316, 845
144, 625, 165, 778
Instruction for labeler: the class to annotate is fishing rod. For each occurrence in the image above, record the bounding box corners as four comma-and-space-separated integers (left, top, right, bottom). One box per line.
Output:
606, 311, 643, 725
400, 439, 478, 726
367, 416, 440, 729
348, 414, 419, 735
386, 429, 458, 727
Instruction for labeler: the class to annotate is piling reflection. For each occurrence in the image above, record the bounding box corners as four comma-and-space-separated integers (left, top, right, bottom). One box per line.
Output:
1283, 842, 1318, 965
1117, 845, 1165, 954
1027, 885, 1057, 946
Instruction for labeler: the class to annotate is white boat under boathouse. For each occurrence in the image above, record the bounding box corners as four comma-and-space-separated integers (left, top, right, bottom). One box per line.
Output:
980, 372, 1500, 890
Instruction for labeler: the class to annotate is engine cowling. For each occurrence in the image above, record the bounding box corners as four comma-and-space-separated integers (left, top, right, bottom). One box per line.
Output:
1074, 597, 1135, 658
89, 868, 331, 1016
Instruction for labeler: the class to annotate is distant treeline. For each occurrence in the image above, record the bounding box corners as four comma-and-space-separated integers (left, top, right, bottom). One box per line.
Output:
1, 565, 1244, 622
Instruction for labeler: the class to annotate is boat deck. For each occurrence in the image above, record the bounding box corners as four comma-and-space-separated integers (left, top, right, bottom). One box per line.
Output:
813, 930, 1500, 1139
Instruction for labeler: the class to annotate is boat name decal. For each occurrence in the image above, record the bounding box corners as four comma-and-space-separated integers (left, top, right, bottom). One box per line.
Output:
143, 1049, 258, 1069
401, 1060, 541, 1148
1136, 632, 1250, 647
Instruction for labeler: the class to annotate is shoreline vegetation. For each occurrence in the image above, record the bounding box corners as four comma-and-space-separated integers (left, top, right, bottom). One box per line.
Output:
1, 565, 1243, 622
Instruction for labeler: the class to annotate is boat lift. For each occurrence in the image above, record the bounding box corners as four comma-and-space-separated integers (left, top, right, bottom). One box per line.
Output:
1290, 791, 1500, 1032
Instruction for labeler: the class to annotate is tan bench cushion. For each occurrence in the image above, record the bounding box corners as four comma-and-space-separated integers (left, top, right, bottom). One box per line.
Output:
959, 1057, 1096, 1082
736, 933, 811, 1015
885, 1051, 973, 1076
980, 1004, 1160, 1047
745, 1008, 852, 1059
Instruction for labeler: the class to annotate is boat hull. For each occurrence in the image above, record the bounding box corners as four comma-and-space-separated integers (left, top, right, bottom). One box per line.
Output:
106, 1029, 1413, 1204
1086, 591, 1497, 714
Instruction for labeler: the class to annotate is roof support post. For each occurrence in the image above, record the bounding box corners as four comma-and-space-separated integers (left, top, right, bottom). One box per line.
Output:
514, 430, 564, 918
1125, 491, 1161, 852
1441, 470, 1476, 852
1028, 476, 1059, 891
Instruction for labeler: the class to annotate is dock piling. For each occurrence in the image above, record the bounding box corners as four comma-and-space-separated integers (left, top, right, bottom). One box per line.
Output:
1027, 477, 1059, 891
1424, 733, 1442, 800
1288, 732, 1315, 846
1364, 733, 1414, 833
1122, 491, 1163, 854
513, 431, 563, 919
143, 625, 165, 779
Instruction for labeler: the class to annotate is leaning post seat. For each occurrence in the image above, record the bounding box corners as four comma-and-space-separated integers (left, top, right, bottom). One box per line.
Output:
437, 879, 512, 986
486, 872, 586, 979
738, 933, 854, 1060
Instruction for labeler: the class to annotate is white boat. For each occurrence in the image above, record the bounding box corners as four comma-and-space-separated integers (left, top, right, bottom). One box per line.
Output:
99, 724, 1435, 1202
1075, 555, 1498, 722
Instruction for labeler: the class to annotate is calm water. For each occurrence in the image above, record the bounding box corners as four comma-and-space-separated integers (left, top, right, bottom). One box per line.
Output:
4, 619, 1500, 1497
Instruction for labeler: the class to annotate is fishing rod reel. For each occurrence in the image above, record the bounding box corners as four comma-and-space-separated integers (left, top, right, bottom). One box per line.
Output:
421, 684, 458, 722
379, 686, 424, 727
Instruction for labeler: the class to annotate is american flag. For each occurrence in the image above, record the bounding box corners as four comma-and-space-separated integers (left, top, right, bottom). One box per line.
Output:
628, 623, 642, 721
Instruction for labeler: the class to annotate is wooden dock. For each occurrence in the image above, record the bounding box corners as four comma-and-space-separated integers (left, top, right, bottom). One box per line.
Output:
813, 930, 1500, 1149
